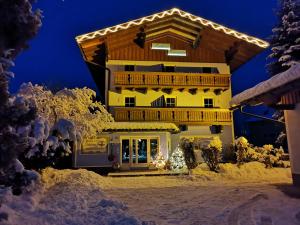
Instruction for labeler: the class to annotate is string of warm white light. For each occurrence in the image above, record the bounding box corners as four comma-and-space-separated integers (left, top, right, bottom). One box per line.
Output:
75, 8, 269, 48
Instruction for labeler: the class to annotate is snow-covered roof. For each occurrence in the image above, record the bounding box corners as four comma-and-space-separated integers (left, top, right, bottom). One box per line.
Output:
75, 8, 269, 48
230, 63, 300, 107
101, 122, 179, 133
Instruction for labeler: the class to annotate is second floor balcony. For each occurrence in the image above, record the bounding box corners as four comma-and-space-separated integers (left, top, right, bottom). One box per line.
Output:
114, 71, 230, 90
113, 107, 232, 125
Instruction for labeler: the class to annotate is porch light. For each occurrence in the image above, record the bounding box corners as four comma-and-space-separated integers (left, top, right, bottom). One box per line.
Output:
167, 49, 187, 57
151, 43, 171, 51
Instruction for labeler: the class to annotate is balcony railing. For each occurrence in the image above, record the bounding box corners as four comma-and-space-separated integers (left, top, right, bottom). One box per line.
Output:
114, 71, 230, 89
114, 107, 232, 124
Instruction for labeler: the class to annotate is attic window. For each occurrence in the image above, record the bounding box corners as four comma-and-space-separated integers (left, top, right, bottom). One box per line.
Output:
151, 43, 171, 50
167, 49, 187, 57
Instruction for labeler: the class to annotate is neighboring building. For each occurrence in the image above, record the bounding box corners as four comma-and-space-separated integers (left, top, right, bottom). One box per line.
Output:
75, 8, 268, 169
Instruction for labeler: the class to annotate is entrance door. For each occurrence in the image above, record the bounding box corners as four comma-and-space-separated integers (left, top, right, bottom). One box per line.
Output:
121, 137, 159, 167
132, 139, 148, 165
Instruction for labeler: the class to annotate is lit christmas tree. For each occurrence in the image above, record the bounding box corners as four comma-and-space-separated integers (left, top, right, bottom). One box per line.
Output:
169, 146, 187, 171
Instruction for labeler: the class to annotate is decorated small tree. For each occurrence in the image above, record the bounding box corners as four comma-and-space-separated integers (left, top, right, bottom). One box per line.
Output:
201, 137, 222, 172
169, 146, 187, 171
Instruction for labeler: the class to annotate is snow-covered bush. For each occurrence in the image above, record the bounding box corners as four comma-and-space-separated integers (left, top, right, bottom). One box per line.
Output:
201, 137, 222, 172
20, 118, 76, 170
16, 83, 114, 170
233, 137, 290, 168
18, 83, 114, 138
0, 0, 41, 195
235, 136, 250, 165
180, 138, 198, 172
169, 146, 187, 171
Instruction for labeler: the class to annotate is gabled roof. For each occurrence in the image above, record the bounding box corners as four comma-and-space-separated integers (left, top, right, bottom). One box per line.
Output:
76, 8, 269, 48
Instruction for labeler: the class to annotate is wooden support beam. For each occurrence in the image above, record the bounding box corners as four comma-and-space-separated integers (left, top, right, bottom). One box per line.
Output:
162, 88, 173, 94
225, 42, 241, 65
214, 89, 223, 95
189, 88, 198, 95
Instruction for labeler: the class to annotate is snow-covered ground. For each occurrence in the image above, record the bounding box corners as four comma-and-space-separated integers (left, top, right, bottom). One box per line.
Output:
1, 162, 300, 225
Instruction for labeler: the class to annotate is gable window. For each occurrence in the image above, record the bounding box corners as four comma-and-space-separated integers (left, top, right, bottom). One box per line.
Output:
204, 98, 214, 108
125, 97, 135, 107
166, 97, 176, 107
125, 65, 135, 71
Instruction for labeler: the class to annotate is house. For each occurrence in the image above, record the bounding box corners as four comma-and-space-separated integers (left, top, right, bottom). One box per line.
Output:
75, 8, 268, 169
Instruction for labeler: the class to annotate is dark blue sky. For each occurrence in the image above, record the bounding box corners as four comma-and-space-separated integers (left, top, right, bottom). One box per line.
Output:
11, 0, 278, 95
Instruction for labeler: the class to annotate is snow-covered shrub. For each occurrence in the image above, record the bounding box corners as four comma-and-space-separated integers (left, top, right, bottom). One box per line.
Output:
233, 137, 290, 168
16, 83, 114, 170
20, 118, 76, 170
235, 136, 249, 165
169, 146, 187, 171
180, 138, 198, 172
18, 83, 114, 138
0, 0, 41, 195
151, 152, 166, 170
201, 137, 222, 172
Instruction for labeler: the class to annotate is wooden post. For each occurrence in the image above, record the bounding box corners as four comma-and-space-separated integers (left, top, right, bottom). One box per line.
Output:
284, 103, 300, 187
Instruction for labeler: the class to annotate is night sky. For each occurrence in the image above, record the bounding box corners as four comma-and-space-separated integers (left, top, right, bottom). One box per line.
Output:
11, 0, 278, 94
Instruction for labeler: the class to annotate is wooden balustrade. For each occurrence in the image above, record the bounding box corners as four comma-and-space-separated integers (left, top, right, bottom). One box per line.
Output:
114, 107, 232, 124
114, 71, 230, 89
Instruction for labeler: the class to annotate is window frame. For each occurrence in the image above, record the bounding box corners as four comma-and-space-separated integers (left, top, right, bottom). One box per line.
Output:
165, 97, 176, 108
125, 97, 136, 107
204, 98, 214, 108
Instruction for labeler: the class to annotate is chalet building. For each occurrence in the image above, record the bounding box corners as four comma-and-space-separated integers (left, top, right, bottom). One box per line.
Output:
75, 8, 268, 169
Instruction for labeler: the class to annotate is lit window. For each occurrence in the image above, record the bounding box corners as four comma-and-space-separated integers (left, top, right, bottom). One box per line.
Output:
204, 98, 213, 108
125, 97, 135, 107
166, 98, 176, 107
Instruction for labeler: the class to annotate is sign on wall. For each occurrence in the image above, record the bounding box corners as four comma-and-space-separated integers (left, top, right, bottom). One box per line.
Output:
81, 136, 109, 154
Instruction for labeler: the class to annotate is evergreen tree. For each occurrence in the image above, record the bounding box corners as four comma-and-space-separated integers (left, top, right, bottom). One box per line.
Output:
268, 0, 300, 76
0, 0, 41, 194
169, 146, 187, 171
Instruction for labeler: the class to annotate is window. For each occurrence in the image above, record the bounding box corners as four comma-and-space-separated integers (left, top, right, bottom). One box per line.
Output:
125, 97, 135, 107
125, 65, 135, 71
166, 98, 176, 107
204, 98, 214, 108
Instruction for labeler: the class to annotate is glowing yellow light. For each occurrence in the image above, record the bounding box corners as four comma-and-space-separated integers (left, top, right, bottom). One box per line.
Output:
75, 8, 269, 48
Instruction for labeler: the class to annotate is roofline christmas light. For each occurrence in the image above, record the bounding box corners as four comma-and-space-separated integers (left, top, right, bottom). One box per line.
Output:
75, 8, 269, 48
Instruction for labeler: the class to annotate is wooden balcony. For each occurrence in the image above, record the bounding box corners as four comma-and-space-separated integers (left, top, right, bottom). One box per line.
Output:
114, 107, 232, 125
114, 71, 230, 90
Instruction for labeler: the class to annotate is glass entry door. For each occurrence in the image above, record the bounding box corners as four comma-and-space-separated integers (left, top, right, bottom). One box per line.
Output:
121, 137, 159, 166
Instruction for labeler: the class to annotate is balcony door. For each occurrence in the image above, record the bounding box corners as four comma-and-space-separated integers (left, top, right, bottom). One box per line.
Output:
121, 137, 159, 167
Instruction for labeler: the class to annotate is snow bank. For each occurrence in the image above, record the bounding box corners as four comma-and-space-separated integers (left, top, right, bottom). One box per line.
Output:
193, 162, 292, 183
231, 63, 300, 106
0, 168, 143, 225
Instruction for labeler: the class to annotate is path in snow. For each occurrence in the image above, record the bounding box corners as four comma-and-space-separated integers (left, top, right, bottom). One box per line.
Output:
105, 177, 300, 225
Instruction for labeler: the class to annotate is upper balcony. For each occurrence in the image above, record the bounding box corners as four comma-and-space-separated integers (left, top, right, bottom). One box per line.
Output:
113, 71, 230, 91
